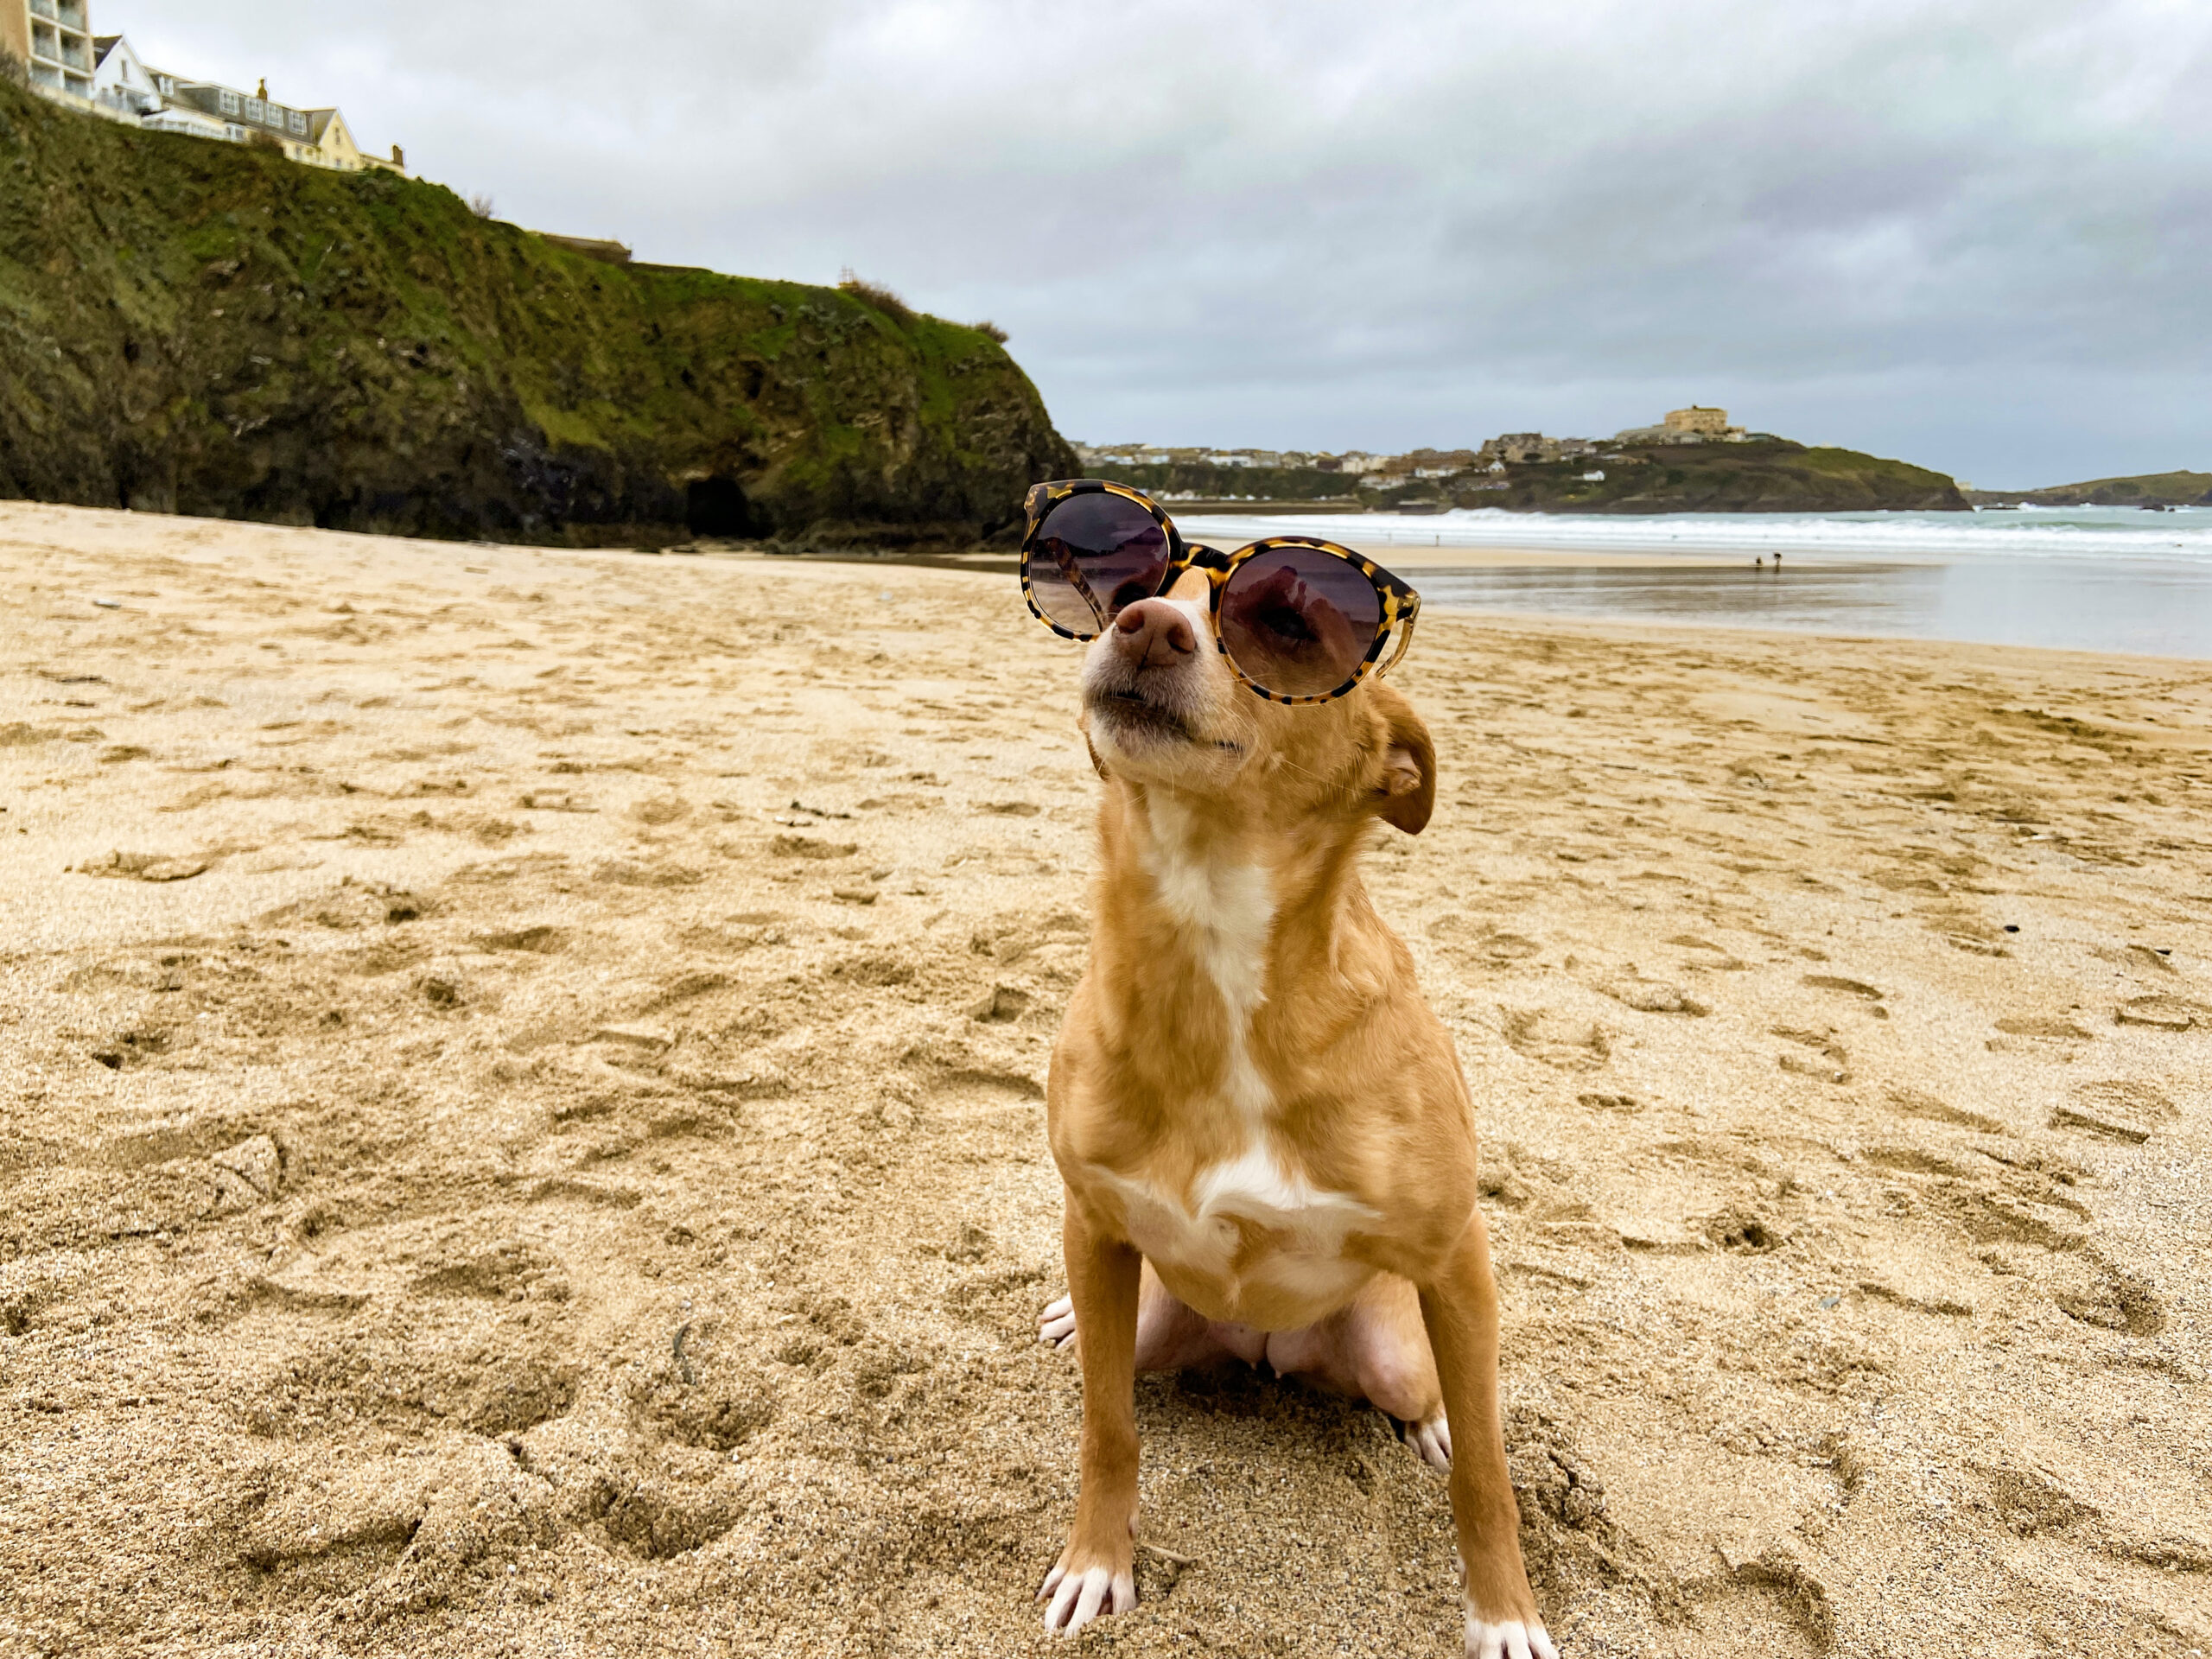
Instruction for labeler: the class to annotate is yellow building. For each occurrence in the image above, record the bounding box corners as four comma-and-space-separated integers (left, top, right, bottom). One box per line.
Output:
5, 0, 99, 98
1615, 406, 1753, 445
143, 68, 404, 173
1664, 406, 1738, 437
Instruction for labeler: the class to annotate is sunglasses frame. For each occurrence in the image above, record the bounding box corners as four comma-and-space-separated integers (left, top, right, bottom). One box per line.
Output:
1019, 479, 1422, 706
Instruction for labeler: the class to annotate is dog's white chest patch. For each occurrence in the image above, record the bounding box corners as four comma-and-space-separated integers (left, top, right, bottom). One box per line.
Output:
1140, 798, 1274, 1120
1102, 801, 1376, 1318
1094, 1146, 1378, 1310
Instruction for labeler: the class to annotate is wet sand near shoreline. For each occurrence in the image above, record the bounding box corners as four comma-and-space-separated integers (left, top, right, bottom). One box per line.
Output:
3, 501, 2209, 1658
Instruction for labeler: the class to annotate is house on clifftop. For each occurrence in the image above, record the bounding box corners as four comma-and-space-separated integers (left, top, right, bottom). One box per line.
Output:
141, 63, 403, 174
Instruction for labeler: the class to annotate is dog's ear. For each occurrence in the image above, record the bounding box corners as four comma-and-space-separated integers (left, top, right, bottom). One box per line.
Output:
1369, 685, 1435, 835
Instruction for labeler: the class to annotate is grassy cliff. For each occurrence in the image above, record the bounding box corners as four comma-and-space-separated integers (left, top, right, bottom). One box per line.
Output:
0, 78, 1074, 545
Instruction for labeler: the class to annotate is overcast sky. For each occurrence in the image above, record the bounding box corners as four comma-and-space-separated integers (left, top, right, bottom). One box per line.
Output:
111, 1, 2212, 486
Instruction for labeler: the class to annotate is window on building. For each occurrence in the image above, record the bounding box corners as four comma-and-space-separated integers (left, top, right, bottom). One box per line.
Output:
157, 74, 173, 95
219, 89, 239, 113
226, 123, 244, 141
289, 110, 307, 134
244, 97, 264, 122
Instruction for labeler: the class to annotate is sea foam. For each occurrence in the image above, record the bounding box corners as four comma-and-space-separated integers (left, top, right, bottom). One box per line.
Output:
1178, 505, 2212, 563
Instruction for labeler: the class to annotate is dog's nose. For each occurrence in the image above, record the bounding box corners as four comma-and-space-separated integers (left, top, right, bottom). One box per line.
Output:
1111, 599, 1198, 669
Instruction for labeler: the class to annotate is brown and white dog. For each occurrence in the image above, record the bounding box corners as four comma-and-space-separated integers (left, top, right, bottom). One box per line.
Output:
1033, 570, 1556, 1658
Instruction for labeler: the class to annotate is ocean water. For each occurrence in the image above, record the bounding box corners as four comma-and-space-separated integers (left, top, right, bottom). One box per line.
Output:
1174, 505, 2212, 658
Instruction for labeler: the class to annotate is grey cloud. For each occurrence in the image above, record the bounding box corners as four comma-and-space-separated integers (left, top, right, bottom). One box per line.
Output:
107, 0, 2212, 483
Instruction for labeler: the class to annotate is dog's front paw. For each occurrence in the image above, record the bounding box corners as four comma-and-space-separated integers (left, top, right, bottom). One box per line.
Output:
1464, 1609, 1559, 1659
1039, 1542, 1135, 1635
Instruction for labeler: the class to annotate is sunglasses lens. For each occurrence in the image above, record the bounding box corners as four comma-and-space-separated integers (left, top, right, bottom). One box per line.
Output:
1027, 493, 1169, 635
1219, 547, 1382, 698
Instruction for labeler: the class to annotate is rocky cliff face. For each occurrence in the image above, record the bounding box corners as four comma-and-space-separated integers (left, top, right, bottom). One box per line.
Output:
0, 79, 1074, 546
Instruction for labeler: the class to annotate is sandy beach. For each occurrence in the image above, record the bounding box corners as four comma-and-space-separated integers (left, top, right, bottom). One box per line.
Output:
3, 500, 2209, 1658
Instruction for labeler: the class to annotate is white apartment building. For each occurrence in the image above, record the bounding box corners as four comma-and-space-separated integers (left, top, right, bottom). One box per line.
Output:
4, 0, 97, 98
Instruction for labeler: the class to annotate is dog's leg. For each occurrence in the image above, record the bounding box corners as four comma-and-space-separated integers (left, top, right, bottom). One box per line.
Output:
1420, 1211, 1556, 1659
1042, 1260, 1246, 1370
1039, 1197, 1141, 1635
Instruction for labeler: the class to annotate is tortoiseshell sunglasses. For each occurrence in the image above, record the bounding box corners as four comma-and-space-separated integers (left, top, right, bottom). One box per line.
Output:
1019, 480, 1421, 705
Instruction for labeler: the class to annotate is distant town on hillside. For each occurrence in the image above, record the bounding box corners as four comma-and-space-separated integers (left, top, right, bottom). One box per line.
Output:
1074, 406, 1767, 494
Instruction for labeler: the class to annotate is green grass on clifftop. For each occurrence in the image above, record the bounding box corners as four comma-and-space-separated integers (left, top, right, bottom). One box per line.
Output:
0, 79, 1073, 544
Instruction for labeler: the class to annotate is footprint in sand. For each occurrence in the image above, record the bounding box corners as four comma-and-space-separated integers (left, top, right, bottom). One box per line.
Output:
2114, 995, 2203, 1032
1670, 933, 1749, 970
1884, 1086, 2005, 1135
1995, 1015, 2093, 1039
1987, 1014, 2095, 1054
1576, 1092, 1642, 1114
1702, 1208, 1784, 1254
771, 834, 858, 860
1501, 1007, 1611, 1070
2050, 1080, 2177, 1143
473, 925, 568, 954
1772, 1027, 1849, 1084
1803, 974, 1884, 1003
89, 1027, 173, 1071
594, 859, 705, 888
519, 789, 594, 812
75, 849, 211, 882
1427, 917, 1543, 963
2050, 1255, 2168, 1337
1602, 976, 1708, 1015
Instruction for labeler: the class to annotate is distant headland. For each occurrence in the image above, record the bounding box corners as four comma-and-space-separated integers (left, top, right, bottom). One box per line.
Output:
1967, 471, 2212, 510
1074, 408, 1970, 515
